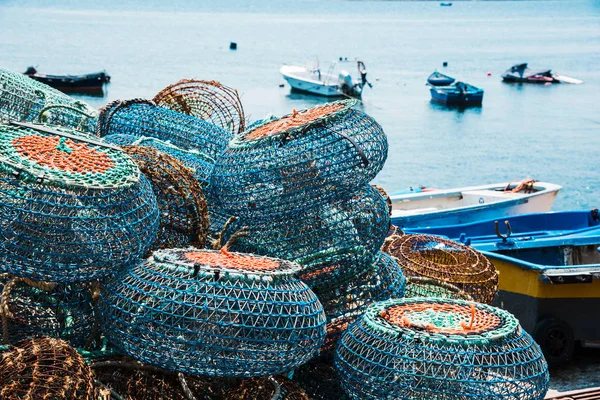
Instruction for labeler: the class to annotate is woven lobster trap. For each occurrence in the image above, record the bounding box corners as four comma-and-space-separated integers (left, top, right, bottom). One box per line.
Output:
93, 359, 230, 400
225, 376, 309, 400
0, 122, 159, 282
98, 248, 326, 378
0, 67, 97, 133
153, 79, 246, 136
318, 313, 359, 361
384, 234, 499, 304
103, 134, 215, 187
209, 99, 388, 220
0, 275, 95, 347
97, 99, 232, 159
0, 337, 97, 399
371, 184, 392, 216
293, 360, 350, 400
222, 184, 390, 290
404, 276, 474, 301
120, 146, 209, 252
335, 298, 550, 400
314, 251, 406, 320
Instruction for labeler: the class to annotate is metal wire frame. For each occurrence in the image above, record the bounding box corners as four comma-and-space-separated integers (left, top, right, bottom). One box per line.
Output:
97, 98, 232, 160
313, 251, 406, 320
208, 99, 388, 221
404, 276, 474, 301
221, 185, 391, 290
120, 146, 209, 252
98, 248, 326, 378
153, 79, 246, 136
335, 298, 550, 400
224, 376, 309, 400
384, 234, 499, 305
0, 67, 97, 133
0, 123, 160, 282
0, 275, 95, 347
0, 337, 97, 399
102, 134, 215, 188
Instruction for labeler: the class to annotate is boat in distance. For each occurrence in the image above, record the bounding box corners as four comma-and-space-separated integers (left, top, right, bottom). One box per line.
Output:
429, 81, 484, 106
390, 180, 562, 228
427, 71, 455, 87
23, 66, 110, 94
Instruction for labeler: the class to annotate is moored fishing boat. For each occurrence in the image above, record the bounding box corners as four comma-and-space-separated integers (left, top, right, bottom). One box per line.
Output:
480, 234, 600, 366
429, 81, 484, 106
404, 209, 600, 244
23, 66, 110, 94
502, 63, 584, 84
427, 71, 455, 86
390, 180, 562, 228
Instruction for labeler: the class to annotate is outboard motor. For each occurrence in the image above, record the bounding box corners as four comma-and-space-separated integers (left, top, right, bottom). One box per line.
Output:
338, 70, 354, 94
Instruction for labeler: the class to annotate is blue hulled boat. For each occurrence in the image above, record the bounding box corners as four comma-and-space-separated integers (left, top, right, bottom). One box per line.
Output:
429, 81, 484, 106
404, 210, 600, 247
427, 71, 455, 87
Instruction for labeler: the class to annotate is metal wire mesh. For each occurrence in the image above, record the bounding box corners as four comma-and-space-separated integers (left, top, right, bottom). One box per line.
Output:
222, 185, 390, 289
103, 134, 215, 187
153, 79, 246, 136
97, 99, 232, 159
0, 276, 95, 346
335, 298, 550, 400
404, 276, 474, 301
293, 361, 350, 400
0, 337, 97, 399
384, 234, 499, 304
120, 146, 209, 252
98, 248, 326, 378
225, 376, 309, 400
0, 67, 98, 133
314, 251, 406, 320
93, 361, 230, 400
0, 123, 160, 282
208, 100, 388, 220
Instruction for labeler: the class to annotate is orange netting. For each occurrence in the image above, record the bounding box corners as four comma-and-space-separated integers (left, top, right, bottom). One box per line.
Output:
184, 251, 280, 272
380, 302, 501, 335
299, 264, 341, 281
244, 103, 345, 140
13, 135, 114, 174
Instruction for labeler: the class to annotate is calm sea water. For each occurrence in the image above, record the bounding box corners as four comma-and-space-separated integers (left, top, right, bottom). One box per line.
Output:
1, 0, 600, 391
1, 0, 598, 211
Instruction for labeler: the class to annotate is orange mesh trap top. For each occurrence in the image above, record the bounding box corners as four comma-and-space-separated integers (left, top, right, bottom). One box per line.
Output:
244, 103, 345, 140
13, 135, 114, 174
184, 251, 280, 272
380, 302, 501, 335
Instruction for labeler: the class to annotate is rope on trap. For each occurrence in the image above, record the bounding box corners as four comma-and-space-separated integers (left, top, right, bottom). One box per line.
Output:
0, 122, 160, 282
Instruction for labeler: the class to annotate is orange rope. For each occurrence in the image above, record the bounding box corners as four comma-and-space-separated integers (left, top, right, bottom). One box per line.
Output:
184, 251, 280, 272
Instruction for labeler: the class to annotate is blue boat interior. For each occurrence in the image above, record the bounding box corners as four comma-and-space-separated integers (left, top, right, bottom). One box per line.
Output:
405, 210, 600, 246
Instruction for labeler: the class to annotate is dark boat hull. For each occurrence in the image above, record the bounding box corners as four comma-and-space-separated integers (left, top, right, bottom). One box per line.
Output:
427, 72, 455, 87
25, 71, 110, 94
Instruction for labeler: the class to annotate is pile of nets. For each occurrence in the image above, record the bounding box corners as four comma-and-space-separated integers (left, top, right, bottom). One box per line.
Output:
98, 248, 326, 377
335, 298, 550, 399
0, 337, 97, 399
225, 376, 309, 400
0, 67, 97, 133
384, 234, 499, 304
0, 122, 159, 282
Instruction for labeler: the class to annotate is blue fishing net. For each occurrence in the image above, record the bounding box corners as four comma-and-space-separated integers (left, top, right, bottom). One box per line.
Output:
0, 67, 97, 133
222, 184, 390, 290
102, 134, 215, 187
0, 122, 160, 282
97, 99, 232, 159
0, 277, 95, 347
335, 298, 550, 400
208, 100, 388, 220
98, 248, 326, 378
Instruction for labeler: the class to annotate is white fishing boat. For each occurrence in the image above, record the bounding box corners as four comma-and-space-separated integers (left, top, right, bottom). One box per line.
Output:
280, 61, 371, 98
390, 180, 562, 228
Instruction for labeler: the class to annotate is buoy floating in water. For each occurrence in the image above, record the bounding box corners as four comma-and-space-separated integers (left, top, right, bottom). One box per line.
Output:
230, 42, 237, 50
443, 62, 448, 67
487, 72, 492, 76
